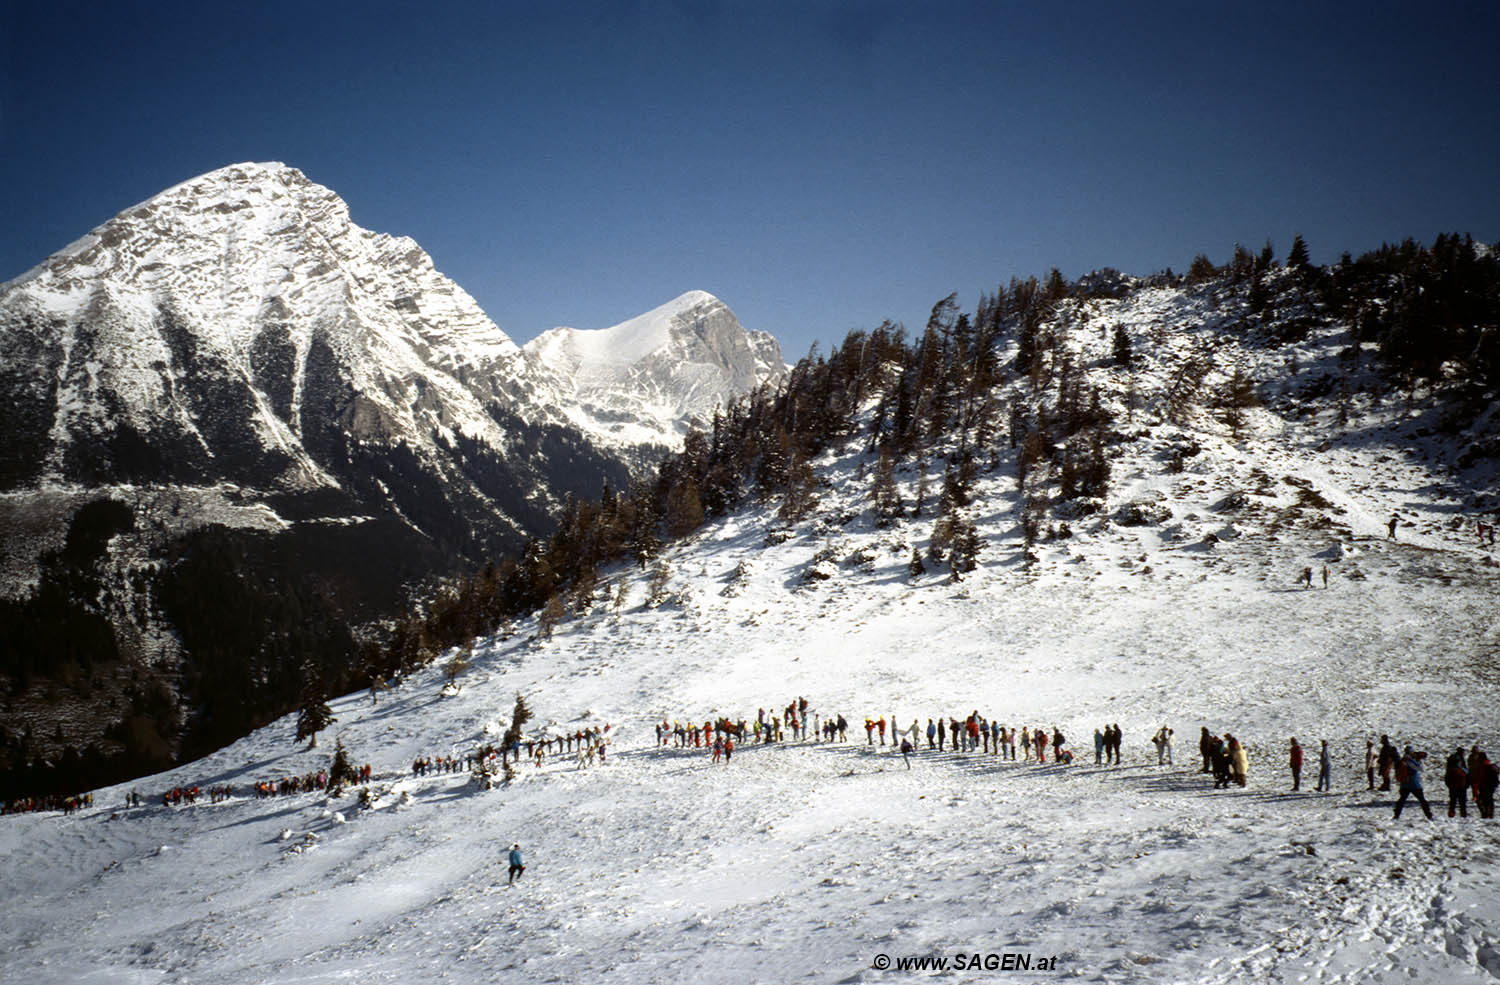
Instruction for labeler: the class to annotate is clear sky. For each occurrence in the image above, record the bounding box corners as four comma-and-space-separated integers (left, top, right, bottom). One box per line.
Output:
3, 1, 1497, 359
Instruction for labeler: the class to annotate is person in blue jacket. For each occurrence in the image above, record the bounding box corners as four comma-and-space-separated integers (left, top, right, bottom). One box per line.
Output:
507, 843, 525, 883
1393, 747, 1433, 820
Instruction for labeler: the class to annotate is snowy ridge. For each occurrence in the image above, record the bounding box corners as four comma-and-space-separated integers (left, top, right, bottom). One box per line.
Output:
0, 162, 525, 488
519, 291, 787, 451
4, 277, 1499, 983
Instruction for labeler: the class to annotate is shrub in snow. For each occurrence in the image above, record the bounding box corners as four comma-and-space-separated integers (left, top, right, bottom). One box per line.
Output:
1116, 501, 1172, 527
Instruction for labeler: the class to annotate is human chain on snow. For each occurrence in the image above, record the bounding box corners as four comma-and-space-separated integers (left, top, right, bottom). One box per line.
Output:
2, 792, 93, 815
650, 703, 1500, 824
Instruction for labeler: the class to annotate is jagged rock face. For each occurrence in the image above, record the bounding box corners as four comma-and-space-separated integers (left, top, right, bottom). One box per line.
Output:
0, 162, 522, 495
519, 291, 787, 453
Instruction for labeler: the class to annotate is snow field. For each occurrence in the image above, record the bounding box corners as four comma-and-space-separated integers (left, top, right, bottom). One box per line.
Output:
4, 266, 1499, 983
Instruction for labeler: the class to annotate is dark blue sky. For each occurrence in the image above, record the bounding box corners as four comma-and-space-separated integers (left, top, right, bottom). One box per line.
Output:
3, 1, 1497, 357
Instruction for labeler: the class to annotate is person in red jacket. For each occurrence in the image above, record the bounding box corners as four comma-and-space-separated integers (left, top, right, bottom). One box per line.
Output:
1289, 738, 1304, 791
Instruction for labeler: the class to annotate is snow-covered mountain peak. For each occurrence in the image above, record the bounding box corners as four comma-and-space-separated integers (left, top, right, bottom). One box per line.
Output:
519, 291, 787, 452
539, 290, 725, 369
4, 162, 520, 370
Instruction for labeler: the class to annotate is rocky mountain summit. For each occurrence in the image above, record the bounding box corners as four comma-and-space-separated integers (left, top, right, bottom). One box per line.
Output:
0, 163, 781, 788
517, 291, 784, 455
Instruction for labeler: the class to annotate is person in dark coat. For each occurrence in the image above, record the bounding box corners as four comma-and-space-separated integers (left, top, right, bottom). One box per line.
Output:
1377, 735, 1396, 791
1473, 751, 1498, 819
1200, 727, 1213, 774
1445, 747, 1469, 818
1210, 735, 1231, 788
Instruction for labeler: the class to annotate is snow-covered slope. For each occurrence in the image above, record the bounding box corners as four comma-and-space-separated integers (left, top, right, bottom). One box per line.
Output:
5, 289, 1498, 983
518, 291, 786, 453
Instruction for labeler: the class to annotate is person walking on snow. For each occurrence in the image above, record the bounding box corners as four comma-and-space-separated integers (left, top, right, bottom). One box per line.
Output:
1289, 737, 1304, 791
1316, 740, 1332, 792
1365, 739, 1376, 790
1229, 736, 1248, 788
1378, 735, 1396, 791
1393, 747, 1433, 820
927, 718, 936, 750
507, 844, 525, 884
1387, 514, 1400, 540
1473, 751, 1498, 819
1445, 747, 1469, 818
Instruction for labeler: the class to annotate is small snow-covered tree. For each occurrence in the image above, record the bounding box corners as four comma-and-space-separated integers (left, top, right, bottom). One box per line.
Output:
537, 594, 566, 641
907, 545, 926, 579
1111, 324, 1133, 368
444, 645, 471, 686
501, 693, 533, 784
328, 736, 359, 794
296, 665, 334, 749
646, 561, 672, 607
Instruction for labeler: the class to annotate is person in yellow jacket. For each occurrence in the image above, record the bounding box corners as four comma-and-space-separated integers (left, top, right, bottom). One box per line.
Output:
1230, 735, 1249, 787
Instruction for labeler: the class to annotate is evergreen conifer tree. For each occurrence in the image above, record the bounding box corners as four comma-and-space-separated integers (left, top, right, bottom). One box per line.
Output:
328, 736, 359, 793
1111, 324, 1133, 367
1287, 234, 1311, 270
501, 693, 533, 783
295, 665, 334, 749
907, 545, 926, 579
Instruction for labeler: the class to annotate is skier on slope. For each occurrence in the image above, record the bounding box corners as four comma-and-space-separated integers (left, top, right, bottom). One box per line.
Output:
507, 844, 525, 884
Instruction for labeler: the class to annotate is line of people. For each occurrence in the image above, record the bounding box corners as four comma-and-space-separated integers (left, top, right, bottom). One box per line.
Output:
253, 763, 372, 798
2, 792, 93, 815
